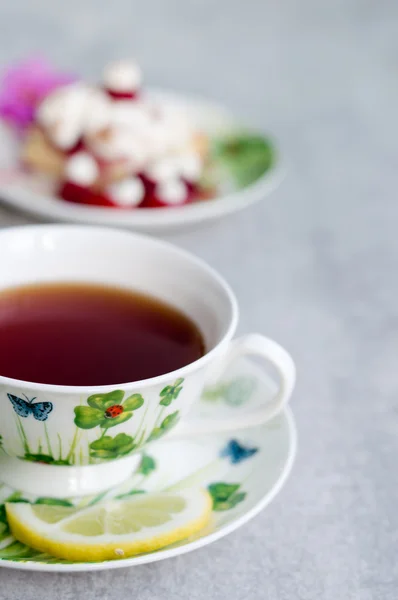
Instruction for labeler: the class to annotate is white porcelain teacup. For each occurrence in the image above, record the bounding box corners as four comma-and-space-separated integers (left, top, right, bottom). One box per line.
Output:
0, 225, 295, 497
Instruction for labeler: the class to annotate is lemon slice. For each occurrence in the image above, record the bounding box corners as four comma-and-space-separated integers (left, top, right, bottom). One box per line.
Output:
6, 489, 212, 562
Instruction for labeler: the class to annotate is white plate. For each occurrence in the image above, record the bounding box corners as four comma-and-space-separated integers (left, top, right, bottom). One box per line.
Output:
0, 358, 296, 572
0, 90, 284, 233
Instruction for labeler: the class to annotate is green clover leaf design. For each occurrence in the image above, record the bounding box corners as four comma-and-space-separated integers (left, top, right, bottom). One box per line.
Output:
159, 378, 184, 406
34, 498, 74, 507
74, 390, 144, 430
208, 482, 247, 511
116, 489, 146, 499
89, 433, 136, 459
137, 454, 156, 476
23, 453, 70, 466
148, 410, 180, 442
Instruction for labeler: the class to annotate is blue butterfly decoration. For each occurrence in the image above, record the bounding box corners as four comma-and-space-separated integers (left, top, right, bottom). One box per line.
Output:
220, 439, 258, 464
7, 394, 53, 421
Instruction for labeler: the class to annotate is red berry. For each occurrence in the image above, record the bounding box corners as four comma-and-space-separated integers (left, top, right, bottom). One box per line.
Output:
65, 138, 86, 157
59, 182, 115, 208
104, 88, 139, 101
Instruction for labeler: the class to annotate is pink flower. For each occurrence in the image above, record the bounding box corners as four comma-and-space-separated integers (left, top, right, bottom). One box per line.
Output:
0, 57, 76, 131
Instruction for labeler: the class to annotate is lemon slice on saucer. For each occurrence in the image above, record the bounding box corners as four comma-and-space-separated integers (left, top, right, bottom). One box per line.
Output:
6, 489, 212, 562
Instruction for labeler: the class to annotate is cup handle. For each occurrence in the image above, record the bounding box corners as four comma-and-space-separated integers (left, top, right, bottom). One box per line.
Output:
170, 334, 296, 438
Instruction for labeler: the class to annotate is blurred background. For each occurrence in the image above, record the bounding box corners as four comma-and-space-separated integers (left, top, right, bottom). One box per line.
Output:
1, 0, 398, 598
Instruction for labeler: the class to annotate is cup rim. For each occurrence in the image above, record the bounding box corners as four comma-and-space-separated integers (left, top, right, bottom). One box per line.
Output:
0, 224, 239, 393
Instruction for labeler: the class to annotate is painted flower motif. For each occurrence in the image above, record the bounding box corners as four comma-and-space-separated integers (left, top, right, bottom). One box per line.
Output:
220, 439, 258, 464
0, 57, 75, 130
89, 433, 136, 459
74, 390, 144, 430
159, 378, 184, 406
147, 411, 180, 441
208, 482, 246, 511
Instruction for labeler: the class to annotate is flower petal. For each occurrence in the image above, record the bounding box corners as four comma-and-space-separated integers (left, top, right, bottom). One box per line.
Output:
0, 58, 76, 130
74, 406, 104, 429
100, 411, 133, 429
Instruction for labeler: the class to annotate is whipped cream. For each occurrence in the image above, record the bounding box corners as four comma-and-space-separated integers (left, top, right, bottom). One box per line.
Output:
156, 179, 187, 205
146, 151, 202, 183
145, 157, 180, 182
108, 177, 145, 207
103, 60, 142, 93
175, 152, 202, 182
65, 152, 99, 186
83, 89, 113, 134
86, 127, 149, 171
37, 83, 92, 150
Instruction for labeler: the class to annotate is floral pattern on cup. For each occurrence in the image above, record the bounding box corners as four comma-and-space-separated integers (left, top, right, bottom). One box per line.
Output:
0, 379, 185, 465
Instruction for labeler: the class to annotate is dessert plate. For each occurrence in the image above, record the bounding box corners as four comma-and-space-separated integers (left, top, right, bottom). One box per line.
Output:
0, 90, 283, 233
0, 358, 296, 572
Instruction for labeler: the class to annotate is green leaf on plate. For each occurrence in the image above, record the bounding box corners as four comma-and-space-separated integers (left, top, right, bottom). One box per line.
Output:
115, 489, 146, 499
214, 132, 275, 188
138, 454, 156, 476
34, 498, 74, 507
208, 482, 247, 511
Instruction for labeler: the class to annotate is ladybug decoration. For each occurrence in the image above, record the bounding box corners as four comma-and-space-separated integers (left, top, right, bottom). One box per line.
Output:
105, 404, 124, 419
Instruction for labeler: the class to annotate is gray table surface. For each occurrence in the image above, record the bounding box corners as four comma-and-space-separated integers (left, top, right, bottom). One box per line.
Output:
1, 0, 398, 598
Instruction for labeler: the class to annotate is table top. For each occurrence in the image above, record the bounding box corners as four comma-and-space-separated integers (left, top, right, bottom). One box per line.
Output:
1, 0, 398, 598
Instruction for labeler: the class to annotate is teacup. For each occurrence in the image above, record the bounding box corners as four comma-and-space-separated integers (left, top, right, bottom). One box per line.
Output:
0, 225, 295, 497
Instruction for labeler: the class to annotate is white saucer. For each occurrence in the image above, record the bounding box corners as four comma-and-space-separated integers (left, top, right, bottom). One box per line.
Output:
0, 90, 283, 234
0, 359, 296, 572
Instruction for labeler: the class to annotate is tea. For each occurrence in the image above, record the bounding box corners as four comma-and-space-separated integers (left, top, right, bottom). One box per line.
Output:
0, 283, 205, 386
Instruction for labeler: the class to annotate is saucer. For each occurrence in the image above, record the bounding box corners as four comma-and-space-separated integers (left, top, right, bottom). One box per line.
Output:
0, 358, 296, 572
0, 90, 283, 233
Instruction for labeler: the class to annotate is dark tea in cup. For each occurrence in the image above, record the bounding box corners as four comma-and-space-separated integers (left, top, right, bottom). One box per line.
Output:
0, 283, 205, 386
